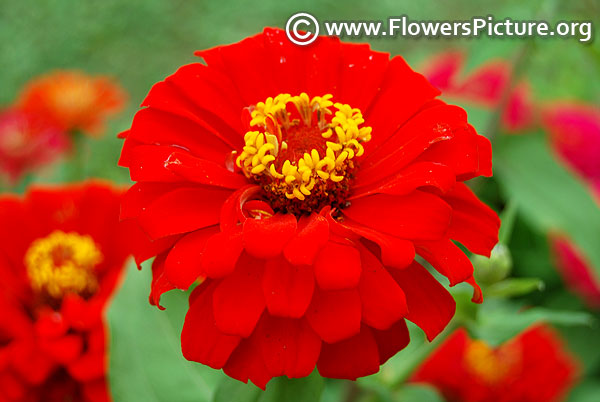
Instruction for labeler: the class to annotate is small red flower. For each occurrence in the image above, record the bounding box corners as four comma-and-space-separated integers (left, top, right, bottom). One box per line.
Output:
411, 325, 578, 402
17, 70, 126, 136
119, 28, 500, 388
0, 109, 69, 183
0, 182, 133, 402
421, 51, 536, 133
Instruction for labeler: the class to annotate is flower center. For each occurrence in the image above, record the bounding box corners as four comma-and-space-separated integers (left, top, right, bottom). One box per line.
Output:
464, 340, 521, 385
24, 230, 102, 299
236, 93, 372, 214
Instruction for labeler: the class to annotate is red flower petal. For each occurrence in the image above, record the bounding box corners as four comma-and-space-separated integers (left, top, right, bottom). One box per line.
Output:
127, 144, 182, 182
416, 239, 474, 286
39, 334, 83, 365
164, 151, 247, 189
336, 43, 389, 112
372, 319, 410, 364
390, 262, 455, 341
164, 226, 218, 289
359, 102, 464, 186
283, 213, 329, 266
358, 246, 408, 330
341, 218, 415, 269
165, 63, 245, 139
306, 288, 361, 343
201, 226, 244, 278
149, 253, 174, 310
138, 186, 231, 239
314, 241, 361, 290
128, 107, 233, 164
262, 256, 314, 318
344, 191, 452, 241
256, 316, 321, 378
442, 183, 500, 256
212, 254, 266, 337
142, 81, 239, 150
417, 125, 492, 181
242, 213, 297, 259
317, 325, 380, 380
182, 283, 241, 369
351, 161, 456, 199
365, 56, 441, 152
223, 331, 272, 390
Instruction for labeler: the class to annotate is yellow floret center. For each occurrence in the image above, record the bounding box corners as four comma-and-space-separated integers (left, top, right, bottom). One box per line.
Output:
464, 340, 519, 385
235, 93, 371, 213
24, 230, 102, 299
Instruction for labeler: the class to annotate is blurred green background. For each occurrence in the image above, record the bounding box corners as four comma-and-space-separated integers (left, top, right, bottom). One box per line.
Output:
2, 1, 599, 401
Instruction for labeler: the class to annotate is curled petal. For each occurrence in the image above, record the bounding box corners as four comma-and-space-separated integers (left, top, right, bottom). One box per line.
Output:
243, 214, 297, 259
283, 213, 329, 266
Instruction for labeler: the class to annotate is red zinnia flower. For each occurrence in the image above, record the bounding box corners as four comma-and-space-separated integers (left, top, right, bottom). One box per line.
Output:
17, 70, 127, 136
421, 50, 536, 133
0, 109, 69, 183
0, 182, 132, 402
119, 28, 500, 388
411, 325, 578, 402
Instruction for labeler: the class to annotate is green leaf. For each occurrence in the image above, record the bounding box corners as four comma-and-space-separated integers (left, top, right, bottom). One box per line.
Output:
394, 384, 445, 402
498, 199, 518, 245
213, 373, 325, 402
213, 377, 261, 402
568, 380, 600, 402
485, 277, 544, 298
108, 263, 221, 402
258, 374, 324, 402
494, 133, 600, 283
471, 299, 594, 346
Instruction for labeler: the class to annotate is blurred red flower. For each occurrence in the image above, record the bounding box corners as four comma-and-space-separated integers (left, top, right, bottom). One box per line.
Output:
542, 102, 600, 308
0, 182, 133, 402
411, 325, 578, 402
119, 28, 500, 388
17, 71, 126, 136
0, 109, 69, 183
421, 50, 536, 133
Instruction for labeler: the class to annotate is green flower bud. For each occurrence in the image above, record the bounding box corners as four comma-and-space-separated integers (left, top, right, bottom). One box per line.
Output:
472, 244, 513, 285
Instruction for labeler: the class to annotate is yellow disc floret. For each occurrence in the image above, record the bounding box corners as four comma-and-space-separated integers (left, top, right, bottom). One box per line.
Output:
24, 230, 102, 299
464, 340, 520, 385
236, 93, 371, 213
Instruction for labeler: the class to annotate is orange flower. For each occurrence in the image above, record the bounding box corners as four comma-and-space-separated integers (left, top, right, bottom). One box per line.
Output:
18, 70, 126, 136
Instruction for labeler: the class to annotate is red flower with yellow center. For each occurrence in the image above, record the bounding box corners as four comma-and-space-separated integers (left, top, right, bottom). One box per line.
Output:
0, 109, 69, 183
119, 28, 500, 388
17, 70, 126, 136
411, 326, 578, 402
0, 182, 133, 402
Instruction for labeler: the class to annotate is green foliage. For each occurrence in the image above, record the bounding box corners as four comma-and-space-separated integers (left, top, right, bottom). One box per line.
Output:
485, 277, 545, 298
470, 298, 593, 346
108, 263, 221, 402
213, 374, 325, 402
494, 133, 600, 283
